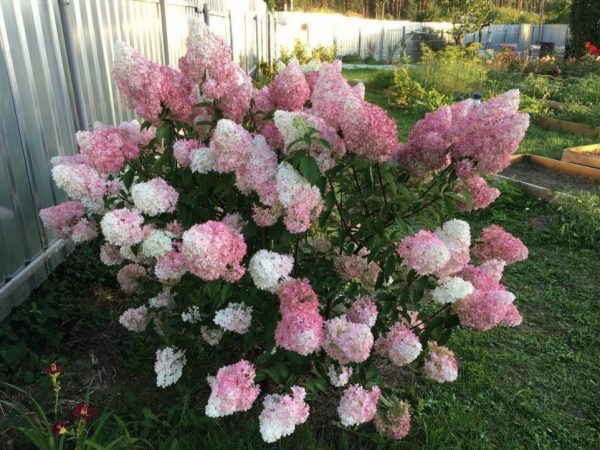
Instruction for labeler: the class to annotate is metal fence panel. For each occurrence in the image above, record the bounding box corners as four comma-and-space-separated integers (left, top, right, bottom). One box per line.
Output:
0, 0, 78, 316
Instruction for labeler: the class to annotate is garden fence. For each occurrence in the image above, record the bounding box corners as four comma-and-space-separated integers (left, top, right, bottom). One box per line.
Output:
0, 1, 569, 320
0, 0, 269, 320
275, 12, 570, 62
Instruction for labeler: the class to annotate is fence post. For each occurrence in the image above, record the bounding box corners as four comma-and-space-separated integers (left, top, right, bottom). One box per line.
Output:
267, 13, 272, 64
57, 0, 89, 130
380, 26, 385, 62
159, 0, 170, 65
203, 3, 210, 26
401, 25, 406, 56
254, 14, 260, 66
229, 10, 234, 60
358, 27, 362, 58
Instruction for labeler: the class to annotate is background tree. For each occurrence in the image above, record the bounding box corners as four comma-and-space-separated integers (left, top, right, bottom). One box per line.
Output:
438, 0, 493, 44
569, 0, 600, 55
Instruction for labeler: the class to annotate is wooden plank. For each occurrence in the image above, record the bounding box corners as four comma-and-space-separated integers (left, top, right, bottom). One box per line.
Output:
535, 117, 600, 137
529, 154, 600, 181
561, 143, 600, 169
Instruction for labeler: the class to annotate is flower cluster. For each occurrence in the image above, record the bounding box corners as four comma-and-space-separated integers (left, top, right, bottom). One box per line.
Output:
259, 386, 310, 443
337, 384, 381, 426
155, 347, 186, 388
275, 279, 324, 355
205, 360, 260, 417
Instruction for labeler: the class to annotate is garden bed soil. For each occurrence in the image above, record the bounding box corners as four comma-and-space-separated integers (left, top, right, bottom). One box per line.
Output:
501, 159, 600, 195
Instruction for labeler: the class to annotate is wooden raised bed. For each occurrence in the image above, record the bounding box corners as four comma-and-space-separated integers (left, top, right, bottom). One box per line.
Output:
495, 154, 600, 202
562, 143, 600, 169
535, 117, 600, 137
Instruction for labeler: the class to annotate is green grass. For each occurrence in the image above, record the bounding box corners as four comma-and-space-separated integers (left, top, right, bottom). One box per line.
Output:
518, 125, 598, 160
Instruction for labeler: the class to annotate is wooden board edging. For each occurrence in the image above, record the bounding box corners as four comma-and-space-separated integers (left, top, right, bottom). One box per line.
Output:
535, 117, 600, 137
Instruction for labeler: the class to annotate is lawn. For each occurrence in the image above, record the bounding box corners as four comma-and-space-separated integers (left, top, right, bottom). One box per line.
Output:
1, 70, 599, 449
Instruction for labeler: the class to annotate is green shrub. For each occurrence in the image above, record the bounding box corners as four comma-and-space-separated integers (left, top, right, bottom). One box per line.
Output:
414, 43, 489, 97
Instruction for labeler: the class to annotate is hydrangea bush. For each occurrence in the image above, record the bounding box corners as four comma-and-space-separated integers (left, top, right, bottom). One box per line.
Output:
40, 19, 530, 443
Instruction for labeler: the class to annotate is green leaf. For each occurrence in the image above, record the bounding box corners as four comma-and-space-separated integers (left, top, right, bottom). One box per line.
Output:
299, 155, 321, 187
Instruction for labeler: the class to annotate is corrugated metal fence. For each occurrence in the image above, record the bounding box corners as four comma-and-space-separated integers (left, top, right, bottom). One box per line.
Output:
0, 0, 268, 320
276, 12, 569, 61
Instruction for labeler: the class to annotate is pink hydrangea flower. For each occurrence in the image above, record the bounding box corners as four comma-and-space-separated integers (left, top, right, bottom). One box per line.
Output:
180, 19, 252, 122
473, 225, 529, 264
181, 220, 246, 282
173, 139, 205, 167
277, 278, 320, 315
499, 302, 523, 327
252, 85, 275, 112
275, 310, 324, 355
310, 61, 352, 129
460, 260, 506, 292
158, 66, 198, 124
78, 123, 143, 174
374, 401, 411, 440
100, 243, 123, 266
456, 176, 501, 211
235, 136, 278, 206
39, 201, 85, 239
113, 41, 163, 122
322, 316, 374, 364
346, 296, 378, 328
155, 248, 188, 283
454, 289, 515, 331
70, 219, 98, 244
259, 386, 310, 443
252, 205, 280, 227
210, 119, 253, 173
117, 263, 147, 294
100, 208, 145, 247
131, 178, 179, 216
334, 255, 368, 281
337, 384, 381, 427
205, 359, 260, 417
270, 61, 311, 111
341, 95, 399, 162
397, 230, 451, 276
423, 341, 458, 383
276, 162, 323, 234
375, 323, 422, 366
119, 305, 150, 332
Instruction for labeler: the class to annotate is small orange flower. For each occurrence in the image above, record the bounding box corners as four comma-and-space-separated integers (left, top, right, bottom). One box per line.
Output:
71, 403, 97, 423
52, 422, 69, 435
43, 362, 63, 379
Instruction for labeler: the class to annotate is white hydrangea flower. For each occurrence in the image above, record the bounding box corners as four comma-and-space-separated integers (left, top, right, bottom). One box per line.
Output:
248, 250, 294, 293
276, 162, 319, 208
436, 219, 471, 251
131, 178, 178, 216
154, 346, 186, 388
181, 305, 203, 323
327, 365, 353, 387
214, 303, 252, 334
190, 147, 216, 174
300, 58, 322, 74
119, 306, 149, 332
201, 326, 224, 346
141, 230, 173, 258
431, 277, 474, 305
